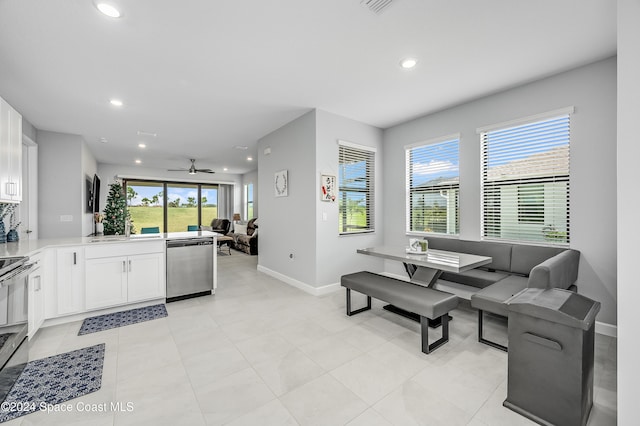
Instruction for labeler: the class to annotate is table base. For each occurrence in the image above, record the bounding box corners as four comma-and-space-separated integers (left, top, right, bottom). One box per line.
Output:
382, 304, 452, 328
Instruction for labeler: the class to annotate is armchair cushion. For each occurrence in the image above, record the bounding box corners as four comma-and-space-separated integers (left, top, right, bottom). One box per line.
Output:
210, 218, 230, 235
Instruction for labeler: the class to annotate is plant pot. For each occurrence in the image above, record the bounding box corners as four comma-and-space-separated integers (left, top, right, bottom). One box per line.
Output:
95, 223, 104, 235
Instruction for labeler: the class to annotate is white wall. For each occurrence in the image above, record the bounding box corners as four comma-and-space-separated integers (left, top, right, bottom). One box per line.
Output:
37, 130, 96, 238
257, 110, 317, 288
617, 0, 639, 422
382, 57, 617, 327
315, 110, 384, 286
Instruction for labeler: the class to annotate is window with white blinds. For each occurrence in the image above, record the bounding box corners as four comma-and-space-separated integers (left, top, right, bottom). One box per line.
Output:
338, 141, 375, 235
406, 137, 459, 235
480, 111, 571, 245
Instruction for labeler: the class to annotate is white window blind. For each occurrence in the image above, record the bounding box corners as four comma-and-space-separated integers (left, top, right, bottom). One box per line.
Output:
339, 142, 375, 234
481, 113, 570, 245
406, 137, 460, 235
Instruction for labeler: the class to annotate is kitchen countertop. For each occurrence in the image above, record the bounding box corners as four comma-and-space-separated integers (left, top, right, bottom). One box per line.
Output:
0, 231, 221, 258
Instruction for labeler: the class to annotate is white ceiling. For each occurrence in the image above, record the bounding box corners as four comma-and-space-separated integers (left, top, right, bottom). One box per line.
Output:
0, 0, 616, 174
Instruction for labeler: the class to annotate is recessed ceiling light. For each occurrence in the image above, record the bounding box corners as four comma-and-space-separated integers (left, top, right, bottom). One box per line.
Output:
135, 159, 141, 164
247, 157, 253, 161
138, 143, 146, 148
110, 99, 123, 107
223, 167, 228, 171
99, 137, 108, 143
400, 57, 418, 69
235, 145, 248, 150
96, 3, 121, 18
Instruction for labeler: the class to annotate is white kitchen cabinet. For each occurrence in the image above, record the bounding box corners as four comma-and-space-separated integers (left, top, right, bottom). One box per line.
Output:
0, 96, 22, 203
85, 256, 128, 310
127, 252, 165, 302
56, 246, 85, 315
85, 241, 165, 310
28, 254, 45, 338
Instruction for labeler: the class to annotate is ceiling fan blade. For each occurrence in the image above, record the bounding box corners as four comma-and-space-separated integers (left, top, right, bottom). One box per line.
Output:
195, 168, 214, 173
167, 168, 188, 171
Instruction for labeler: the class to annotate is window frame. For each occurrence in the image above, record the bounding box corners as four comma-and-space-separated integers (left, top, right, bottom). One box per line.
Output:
338, 140, 376, 235
123, 178, 222, 233
478, 107, 573, 246
405, 134, 460, 236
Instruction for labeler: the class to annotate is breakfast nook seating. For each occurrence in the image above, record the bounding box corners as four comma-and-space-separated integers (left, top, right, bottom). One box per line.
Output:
341, 271, 459, 354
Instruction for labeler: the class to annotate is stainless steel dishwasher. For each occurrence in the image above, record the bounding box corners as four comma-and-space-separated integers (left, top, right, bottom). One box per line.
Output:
166, 237, 214, 302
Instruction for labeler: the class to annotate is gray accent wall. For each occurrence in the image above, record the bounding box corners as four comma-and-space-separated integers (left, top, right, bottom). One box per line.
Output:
382, 57, 617, 326
257, 110, 384, 290
257, 110, 317, 287
315, 110, 384, 286
37, 130, 97, 238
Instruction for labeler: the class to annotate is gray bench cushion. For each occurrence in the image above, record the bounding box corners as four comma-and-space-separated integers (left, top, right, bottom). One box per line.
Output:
470, 275, 528, 317
459, 240, 512, 272
510, 244, 564, 275
528, 249, 580, 290
341, 271, 458, 319
425, 237, 462, 253
440, 269, 509, 289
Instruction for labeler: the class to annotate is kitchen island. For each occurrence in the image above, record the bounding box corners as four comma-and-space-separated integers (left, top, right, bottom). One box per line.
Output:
0, 231, 220, 337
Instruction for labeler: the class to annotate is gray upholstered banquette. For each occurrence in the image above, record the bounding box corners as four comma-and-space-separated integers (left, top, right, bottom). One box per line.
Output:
425, 236, 580, 350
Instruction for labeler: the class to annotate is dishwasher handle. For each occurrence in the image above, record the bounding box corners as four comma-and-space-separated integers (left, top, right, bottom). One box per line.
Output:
167, 239, 214, 248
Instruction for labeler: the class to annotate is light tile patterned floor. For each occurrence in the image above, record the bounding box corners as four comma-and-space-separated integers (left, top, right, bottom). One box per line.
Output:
13, 253, 616, 425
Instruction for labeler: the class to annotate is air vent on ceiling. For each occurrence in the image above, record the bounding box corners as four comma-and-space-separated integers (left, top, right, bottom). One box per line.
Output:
360, 0, 395, 14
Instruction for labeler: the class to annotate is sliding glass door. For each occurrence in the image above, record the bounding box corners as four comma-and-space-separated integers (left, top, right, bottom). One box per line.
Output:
123, 179, 222, 233
200, 185, 218, 227
166, 183, 199, 232
126, 181, 165, 233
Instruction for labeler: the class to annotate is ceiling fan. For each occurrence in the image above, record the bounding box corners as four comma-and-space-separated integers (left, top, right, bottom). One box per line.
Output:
167, 159, 215, 175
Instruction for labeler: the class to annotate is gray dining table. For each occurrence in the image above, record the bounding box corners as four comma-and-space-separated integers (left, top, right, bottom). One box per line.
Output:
357, 245, 492, 323
357, 245, 492, 287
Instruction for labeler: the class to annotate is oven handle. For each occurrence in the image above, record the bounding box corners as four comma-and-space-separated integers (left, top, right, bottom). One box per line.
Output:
0, 263, 36, 285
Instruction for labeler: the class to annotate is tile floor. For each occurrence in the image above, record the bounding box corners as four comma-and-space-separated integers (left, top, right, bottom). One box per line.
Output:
11, 253, 616, 425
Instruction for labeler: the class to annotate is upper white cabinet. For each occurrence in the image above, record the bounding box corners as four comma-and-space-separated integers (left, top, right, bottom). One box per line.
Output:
0, 96, 22, 203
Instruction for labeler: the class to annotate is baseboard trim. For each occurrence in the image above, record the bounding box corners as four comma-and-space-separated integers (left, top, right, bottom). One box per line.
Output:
257, 265, 341, 296
595, 321, 617, 338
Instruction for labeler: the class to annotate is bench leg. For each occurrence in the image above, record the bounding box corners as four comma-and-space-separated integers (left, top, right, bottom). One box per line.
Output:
345, 288, 371, 316
420, 314, 449, 354
478, 310, 508, 352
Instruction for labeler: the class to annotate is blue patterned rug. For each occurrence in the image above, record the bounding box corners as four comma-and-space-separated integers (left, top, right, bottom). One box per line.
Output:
78, 304, 168, 335
0, 344, 105, 423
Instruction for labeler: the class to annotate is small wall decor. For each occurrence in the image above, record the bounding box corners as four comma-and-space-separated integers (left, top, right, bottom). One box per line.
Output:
321, 174, 336, 202
274, 169, 288, 197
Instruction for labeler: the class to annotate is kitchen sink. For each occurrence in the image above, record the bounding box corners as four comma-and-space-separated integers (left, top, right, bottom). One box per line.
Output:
89, 237, 128, 242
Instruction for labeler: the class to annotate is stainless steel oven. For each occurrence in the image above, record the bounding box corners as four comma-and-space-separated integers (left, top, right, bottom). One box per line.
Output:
0, 256, 33, 403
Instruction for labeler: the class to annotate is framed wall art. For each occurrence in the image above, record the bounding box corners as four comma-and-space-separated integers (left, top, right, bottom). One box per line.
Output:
274, 169, 288, 197
321, 174, 336, 202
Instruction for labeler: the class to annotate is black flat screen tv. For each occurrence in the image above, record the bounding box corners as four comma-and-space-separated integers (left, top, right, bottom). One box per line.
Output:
85, 176, 93, 213
92, 174, 101, 213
